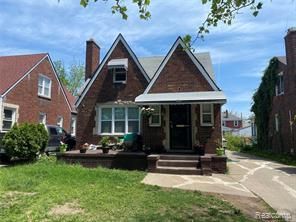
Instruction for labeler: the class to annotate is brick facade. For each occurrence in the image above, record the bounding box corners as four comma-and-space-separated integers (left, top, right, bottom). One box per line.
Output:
76, 36, 224, 154
149, 45, 214, 93
76, 41, 148, 148
224, 120, 242, 129
268, 29, 296, 154
2, 57, 72, 131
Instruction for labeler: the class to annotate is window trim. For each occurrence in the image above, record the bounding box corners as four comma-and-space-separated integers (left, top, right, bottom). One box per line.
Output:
38, 74, 52, 99
149, 106, 161, 127
200, 104, 214, 126
276, 74, 284, 96
275, 114, 279, 132
39, 112, 47, 125
111, 67, 127, 84
2, 107, 16, 131
57, 116, 63, 128
98, 105, 140, 135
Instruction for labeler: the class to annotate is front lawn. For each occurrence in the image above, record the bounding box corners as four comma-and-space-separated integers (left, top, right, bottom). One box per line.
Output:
0, 157, 253, 222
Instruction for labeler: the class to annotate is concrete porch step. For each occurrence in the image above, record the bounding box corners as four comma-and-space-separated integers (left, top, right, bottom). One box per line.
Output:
157, 159, 200, 168
159, 155, 199, 161
153, 166, 202, 175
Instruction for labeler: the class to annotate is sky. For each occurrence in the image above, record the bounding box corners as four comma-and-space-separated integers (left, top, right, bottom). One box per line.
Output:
0, 0, 295, 117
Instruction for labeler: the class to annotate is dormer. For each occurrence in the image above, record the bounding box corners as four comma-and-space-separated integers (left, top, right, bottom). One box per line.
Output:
108, 58, 128, 84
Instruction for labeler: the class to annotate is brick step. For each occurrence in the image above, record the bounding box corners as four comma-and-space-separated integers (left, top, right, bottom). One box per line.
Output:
157, 159, 200, 168
159, 155, 200, 161
153, 166, 202, 175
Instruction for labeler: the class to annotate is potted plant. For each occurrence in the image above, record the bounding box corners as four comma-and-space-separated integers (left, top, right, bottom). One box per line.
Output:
80, 143, 89, 153
216, 147, 224, 156
59, 142, 67, 153
101, 136, 110, 154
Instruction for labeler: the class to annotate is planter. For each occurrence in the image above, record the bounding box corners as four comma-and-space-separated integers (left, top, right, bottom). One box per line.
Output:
211, 156, 227, 173
102, 147, 109, 154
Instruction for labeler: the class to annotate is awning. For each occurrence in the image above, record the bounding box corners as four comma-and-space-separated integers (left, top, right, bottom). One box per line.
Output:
107, 58, 128, 69
135, 91, 226, 105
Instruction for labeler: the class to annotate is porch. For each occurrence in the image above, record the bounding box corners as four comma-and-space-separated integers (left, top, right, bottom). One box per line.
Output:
56, 150, 227, 175
137, 91, 226, 154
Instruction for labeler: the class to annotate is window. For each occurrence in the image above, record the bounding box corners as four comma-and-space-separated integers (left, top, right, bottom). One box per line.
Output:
149, 106, 161, 127
101, 108, 112, 133
39, 113, 47, 125
234, 120, 239, 127
2, 108, 16, 131
276, 75, 284, 96
114, 107, 125, 133
275, 114, 279, 132
70, 116, 76, 136
38, 75, 52, 98
99, 106, 139, 135
57, 116, 63, 127
128, 107, 139, 132
112, 68, 127, 83
222, 121, 225, 126
200, 104, 214, 126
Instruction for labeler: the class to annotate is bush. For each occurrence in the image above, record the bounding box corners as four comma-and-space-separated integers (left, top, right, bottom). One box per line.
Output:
2, 123, 49, 161
224, 133, 247, 151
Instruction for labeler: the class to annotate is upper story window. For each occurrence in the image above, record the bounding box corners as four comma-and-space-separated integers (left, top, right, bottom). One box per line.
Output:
200, 104, 214, 126
2, 107, 16, 131
108, 58, 128, 84
234, 120, 239, 127
38, 75, 52, 98
275, 73, 284, 96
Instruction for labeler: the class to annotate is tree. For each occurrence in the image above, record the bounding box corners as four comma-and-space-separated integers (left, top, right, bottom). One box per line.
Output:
77, 0, 263, 44
54, 60, 85, 96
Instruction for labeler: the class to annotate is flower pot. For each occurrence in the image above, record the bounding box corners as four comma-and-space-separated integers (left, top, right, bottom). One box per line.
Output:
102, 147, 109, 154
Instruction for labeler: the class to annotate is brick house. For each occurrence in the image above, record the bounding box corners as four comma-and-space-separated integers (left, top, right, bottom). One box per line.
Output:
222, 110, 243, 135
264, 28, 296, 154
75, 34, 226, 154
0, 53, 76, 135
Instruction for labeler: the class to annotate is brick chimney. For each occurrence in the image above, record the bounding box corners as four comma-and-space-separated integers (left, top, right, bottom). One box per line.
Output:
285, 27, 296, 71
85, 39, 100, 80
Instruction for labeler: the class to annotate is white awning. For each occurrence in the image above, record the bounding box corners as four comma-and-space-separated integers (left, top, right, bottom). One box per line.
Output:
107, 58, 128, 69
135, 91, 226, 104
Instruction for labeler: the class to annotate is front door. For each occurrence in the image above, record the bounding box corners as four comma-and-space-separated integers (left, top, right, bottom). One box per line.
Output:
169, 105, 192, 150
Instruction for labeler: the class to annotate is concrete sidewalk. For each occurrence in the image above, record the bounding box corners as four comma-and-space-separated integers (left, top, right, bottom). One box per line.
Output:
142, 151, 296, 221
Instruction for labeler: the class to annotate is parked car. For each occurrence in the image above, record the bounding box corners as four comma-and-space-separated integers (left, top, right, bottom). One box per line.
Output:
45, 125, 76, 153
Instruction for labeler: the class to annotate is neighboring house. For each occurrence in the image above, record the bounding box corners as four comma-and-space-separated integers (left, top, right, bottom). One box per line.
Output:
75, 34, 226, 154
264, 28, 296, 154
0, 53, 76, 136
222, 110, 242, 135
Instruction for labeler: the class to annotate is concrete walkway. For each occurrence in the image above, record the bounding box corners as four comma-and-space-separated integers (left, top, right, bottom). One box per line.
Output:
142, 150, 296, 221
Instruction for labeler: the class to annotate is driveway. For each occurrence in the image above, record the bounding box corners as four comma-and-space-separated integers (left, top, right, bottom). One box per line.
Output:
142, 151, 296, 221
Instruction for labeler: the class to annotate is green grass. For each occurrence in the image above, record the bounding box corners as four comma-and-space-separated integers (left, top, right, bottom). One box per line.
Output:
0, 157, 254, 222
241, 149, 296, 167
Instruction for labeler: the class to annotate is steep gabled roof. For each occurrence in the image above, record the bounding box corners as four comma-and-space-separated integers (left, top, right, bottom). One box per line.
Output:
0, 53, 74, 113
0, 53, 47, 95
63, 86, 77, 113
75, 34, 150, 107
276, 56, 287, 65
143, 37, 220, 94
138, 52, 215, 80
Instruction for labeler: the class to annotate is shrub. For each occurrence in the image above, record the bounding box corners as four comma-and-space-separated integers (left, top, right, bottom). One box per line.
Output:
224, 133, 247, 151
2, 123, 49, 161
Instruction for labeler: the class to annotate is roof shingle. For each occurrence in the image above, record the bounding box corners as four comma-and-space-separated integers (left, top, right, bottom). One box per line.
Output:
0, 53, 47, 95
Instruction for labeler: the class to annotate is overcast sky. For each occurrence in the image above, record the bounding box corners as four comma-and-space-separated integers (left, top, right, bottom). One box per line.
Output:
0, 0, 295, 117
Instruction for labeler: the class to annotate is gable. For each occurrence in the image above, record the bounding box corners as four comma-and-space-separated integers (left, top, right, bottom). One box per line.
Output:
144, 37, 219, 94
1, 54, 73, 112
0, 53, 47, 95
76, 34, 149, 107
